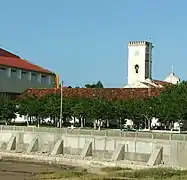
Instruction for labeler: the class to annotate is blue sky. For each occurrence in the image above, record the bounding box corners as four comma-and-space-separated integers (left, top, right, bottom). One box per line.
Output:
0, 0, 186, 87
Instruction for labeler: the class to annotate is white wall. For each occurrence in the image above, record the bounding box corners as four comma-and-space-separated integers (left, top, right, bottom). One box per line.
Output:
127, 41, 152, 85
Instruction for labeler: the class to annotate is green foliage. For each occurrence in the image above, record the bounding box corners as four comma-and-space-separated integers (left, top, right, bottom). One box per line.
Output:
101, 166, 132, 172
38, 167, 187, 180
85, 81, 104, 88
2, 81, 187, 128
109, 167, 187, 179
0, 97, 16, 123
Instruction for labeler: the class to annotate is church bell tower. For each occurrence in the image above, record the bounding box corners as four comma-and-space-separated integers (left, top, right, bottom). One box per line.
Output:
127, 41, 153, 85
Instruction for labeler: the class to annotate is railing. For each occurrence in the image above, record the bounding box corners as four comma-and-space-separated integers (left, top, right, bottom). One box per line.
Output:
0, 125, 186, 141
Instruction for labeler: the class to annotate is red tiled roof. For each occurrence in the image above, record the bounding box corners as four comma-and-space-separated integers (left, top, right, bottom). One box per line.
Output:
21, 88, 163, 100
0, 56, 54, 74
141, 82, 157, 88
152, 80, 172, 86
0, 48, 20, 58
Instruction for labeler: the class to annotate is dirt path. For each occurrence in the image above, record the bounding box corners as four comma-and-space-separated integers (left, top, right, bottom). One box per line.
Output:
0, 160, 74, 180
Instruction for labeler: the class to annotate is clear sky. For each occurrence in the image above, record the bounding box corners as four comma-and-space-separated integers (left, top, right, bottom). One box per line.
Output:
0, 0, 186, 87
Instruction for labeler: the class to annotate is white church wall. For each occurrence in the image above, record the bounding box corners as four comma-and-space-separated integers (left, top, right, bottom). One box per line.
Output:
127, 41, 152, 85
164, 73, 180, 85
124, 81, 149, 88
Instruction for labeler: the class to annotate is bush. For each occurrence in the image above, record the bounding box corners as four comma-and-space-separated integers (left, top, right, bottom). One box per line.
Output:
101, 167, 132, 172
113, 168, 187, 179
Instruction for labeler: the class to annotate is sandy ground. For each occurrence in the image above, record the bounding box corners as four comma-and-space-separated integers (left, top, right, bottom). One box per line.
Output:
0, 160, 74, 180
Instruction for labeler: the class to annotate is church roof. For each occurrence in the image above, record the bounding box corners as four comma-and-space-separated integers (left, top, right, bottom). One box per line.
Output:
164, 72, 180, 84
124, 79, 171, 88
141, 82, 158, 88
152, 79, 172, 86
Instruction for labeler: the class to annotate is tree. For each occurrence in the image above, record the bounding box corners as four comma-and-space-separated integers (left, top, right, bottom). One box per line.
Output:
156, 81, 187, 130
11, 81, 187, 131
84, 81, 104, 88
95, 81, 104, 88
17, 96, 45, 127
71, 98, 93, 128
0, 97, 16, 125
111, 100, 128, 129
89, 98, 110, 130
134, 98, 157, 130
42, 93, 61, 126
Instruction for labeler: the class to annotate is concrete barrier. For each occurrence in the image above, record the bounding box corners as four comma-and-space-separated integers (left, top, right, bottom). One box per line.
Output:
51, 139, 64, 156
1, 125, 185, 141
0, 130, 187, 167
27, 136, 38, 153
147, 146, 163, 166
80, 141, 92, 158
6, 136, 16, 151
112, 144, 125, 161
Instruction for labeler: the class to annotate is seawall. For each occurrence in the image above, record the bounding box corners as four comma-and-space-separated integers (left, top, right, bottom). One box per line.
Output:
0, 128, 187, 168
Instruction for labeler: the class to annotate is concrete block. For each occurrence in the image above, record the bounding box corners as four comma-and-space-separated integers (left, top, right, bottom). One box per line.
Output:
6, 136, 16, 151
147, 146, 163, 166
80, 141, 92, 158
51, 139, 63, 156
111, 144, 125, 161
27, 136, 38, 153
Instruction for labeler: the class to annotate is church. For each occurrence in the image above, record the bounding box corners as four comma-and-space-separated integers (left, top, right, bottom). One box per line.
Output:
124, 41, 180, 88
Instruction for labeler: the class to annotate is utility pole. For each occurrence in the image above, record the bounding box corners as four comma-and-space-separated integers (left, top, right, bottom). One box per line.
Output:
59, 81, 63, 128
148, 39, 153, 131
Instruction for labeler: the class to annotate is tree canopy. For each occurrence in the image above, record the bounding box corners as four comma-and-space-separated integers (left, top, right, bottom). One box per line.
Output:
1, 81, 187, 129
85, 81, 104, 88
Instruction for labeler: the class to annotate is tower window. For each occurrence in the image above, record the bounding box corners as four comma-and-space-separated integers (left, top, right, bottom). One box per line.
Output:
135, 64, 139, 74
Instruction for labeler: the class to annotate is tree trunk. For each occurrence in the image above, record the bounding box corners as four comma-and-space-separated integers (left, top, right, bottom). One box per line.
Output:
106, 119, 109, 128
93, 120, 97, 130
98, 120, 101, 131
80, 117, 84, 128
148, 118, 151, 131
29, 116, 32, 124
37, 117, 40, 127
73, 117, 76, 125
83, 118, 86, 127
119, 117, 122, 130
26, 116, 29, 126
169, 121, 173, 131
144, 119, 147, 129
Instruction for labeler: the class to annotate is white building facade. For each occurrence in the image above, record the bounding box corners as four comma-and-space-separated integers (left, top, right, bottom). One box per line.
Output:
125, 40, 180, 88
127, 41, 153, 85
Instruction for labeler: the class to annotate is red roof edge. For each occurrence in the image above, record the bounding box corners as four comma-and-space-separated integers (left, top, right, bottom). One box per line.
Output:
0, 48, 20, 58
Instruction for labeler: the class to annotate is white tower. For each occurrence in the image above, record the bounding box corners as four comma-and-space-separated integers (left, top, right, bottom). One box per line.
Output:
127, 41, 153, 85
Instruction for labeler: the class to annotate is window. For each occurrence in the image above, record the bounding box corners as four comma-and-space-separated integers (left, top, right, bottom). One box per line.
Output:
21, 71, 28, 80
0, 67, 6, 75
41, 75, 47, 84
135, 64, 139, 74
11, 69, 17, 78
31, 73, 36, 82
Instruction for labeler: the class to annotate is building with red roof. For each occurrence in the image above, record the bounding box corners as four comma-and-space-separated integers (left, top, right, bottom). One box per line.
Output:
21, 40, 180, 100
0, 48, 57, 98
